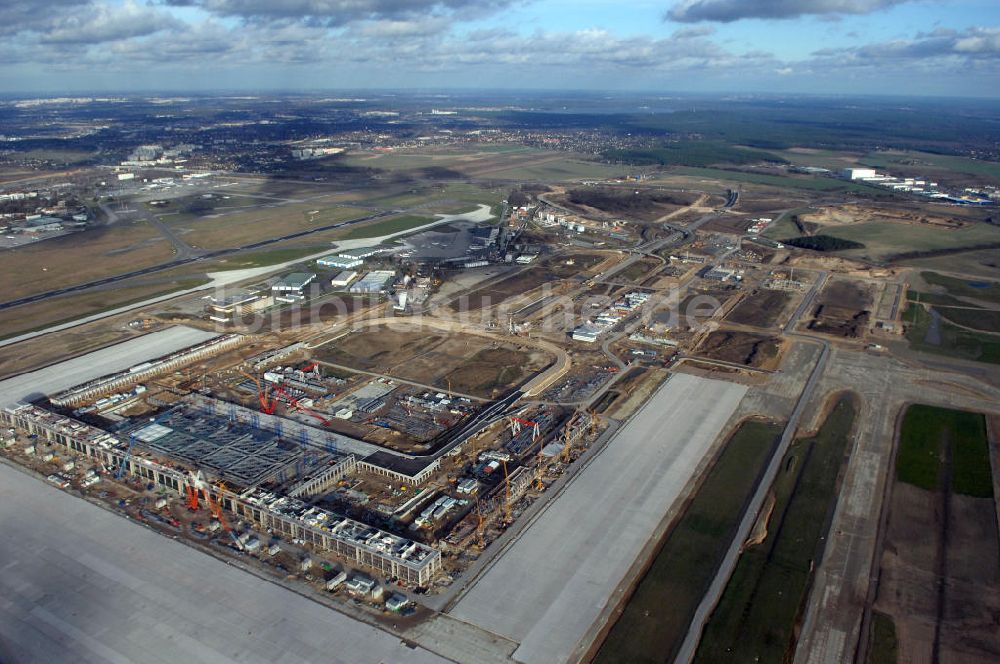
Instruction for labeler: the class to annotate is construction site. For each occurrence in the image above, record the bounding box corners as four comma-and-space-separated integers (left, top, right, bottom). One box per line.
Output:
0, 313, 607, 606
5, 168, 996, 664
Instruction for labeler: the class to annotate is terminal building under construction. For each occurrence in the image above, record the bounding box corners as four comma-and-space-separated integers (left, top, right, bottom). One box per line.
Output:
1, 403, 443, 585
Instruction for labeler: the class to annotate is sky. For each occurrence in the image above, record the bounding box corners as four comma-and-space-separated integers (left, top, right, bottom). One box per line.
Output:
0, 0, 999, 96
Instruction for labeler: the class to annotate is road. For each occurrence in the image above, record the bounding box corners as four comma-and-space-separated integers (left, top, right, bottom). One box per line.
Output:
791, 348, 1000, 664
674, 261, 833, 664
672, 339, 830, 664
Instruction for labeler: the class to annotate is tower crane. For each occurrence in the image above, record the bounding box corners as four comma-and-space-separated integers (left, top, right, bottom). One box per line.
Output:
502, 460, 513, 526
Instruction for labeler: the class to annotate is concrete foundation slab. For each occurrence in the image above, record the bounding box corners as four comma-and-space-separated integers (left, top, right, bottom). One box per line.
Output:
0, 463, 448, 664
449, 373, 747, 664
0, 326, 218, 407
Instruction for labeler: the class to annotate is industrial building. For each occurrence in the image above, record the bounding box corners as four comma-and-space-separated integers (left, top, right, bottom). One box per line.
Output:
572, 324, 601, 343
1, 403, 443, 586
317, 255, 363, 270
271, 273, 317, 302
349, 270, 396, 294
330, 270, 358, 288
207, 290, 271, 322
338, 246, 385, 260
841, 168, 877, 180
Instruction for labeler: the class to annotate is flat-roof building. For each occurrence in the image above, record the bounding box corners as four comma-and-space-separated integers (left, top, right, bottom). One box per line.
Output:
349, 270, 395, 294
338, 246, 385, 260
207, 290, 270, 322
330, 270, 358, 288
317, 255, 363, 269
572, 324, 601, 343
841, 168, 877, 180
272, 273, 316, 302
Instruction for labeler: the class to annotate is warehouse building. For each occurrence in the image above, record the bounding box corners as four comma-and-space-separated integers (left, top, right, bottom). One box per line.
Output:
330, 271, 358, 289
207, 290, 271, 323
338, 246, 386, 260
572, 324, 601, 343
317, 255, 363, 269
271, 272, 316, 302
349, 270, 396, 294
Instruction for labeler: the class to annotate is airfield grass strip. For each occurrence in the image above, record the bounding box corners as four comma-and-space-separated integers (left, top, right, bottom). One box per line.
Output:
593, 420, 782, 664
692, 395, 857, 664
866, 611, 900, 664
897, 404, 992, 498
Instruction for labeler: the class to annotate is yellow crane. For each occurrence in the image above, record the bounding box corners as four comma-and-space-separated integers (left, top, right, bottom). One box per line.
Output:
502, 460, 513, 526
561, 412, 581, 464
475, 497, 486, 549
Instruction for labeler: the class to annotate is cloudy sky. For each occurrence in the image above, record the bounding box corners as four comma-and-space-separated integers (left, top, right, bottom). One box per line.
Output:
0, 0, 998, 96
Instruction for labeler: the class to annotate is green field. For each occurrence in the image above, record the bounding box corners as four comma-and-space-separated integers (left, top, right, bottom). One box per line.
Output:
175, 203, 371, 250
336, 214, 437, 240
484, 158, 626, 181
860, 150, 1000, 184
605, 142, 784, 168
595, 420, 782, 664
906, 289, 982, 308
0, 276, 210, 341
867, 612, 899, 664
920, 271, 1000, 304
672, 166, 881, 193
903, 305, 1000, 365
212, 245, 331, 269
934, 306, 1000, 335
897, 404, 993, 498
694, 395, 857, 664
818, 222, 1000, 262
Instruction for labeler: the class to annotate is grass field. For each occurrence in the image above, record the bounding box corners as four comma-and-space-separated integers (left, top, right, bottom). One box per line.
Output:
766, 147, 865, 171
472, 156, 626, 181
344, 146, 623, 182
673, 166, 881, 194
903, 305, 1000, 365
818, 221, 1000, 262
0, 277, 209, 341
210, 245, 332, 269
860, 150, 1000, 184
0, 220, 174, 301
761, 208, 816, 239
332, 214, 437, 241
896, 404, 993, 497
934, 306, 1000, 335
594, 420, 782, 664
920, 271, 1000, 304
694, 394, 857, 664
175, 204, 370, 250
867, 612, 899, 664
906, 289, 981, 308
365, 182, 502, 210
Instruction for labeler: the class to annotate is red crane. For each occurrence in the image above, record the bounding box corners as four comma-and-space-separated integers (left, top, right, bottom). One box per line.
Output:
240, 371, 276, 414
272, 384, 332, 426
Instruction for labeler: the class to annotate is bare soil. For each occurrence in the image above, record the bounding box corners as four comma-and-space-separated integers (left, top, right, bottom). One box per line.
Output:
875, 484, 1000, 663
807, 279, 875, 338
726, 290, 793, 328
696, 330, 783, 369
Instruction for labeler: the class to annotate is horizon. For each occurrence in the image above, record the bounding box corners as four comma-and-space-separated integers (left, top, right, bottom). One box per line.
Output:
1, 0, 998, 97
